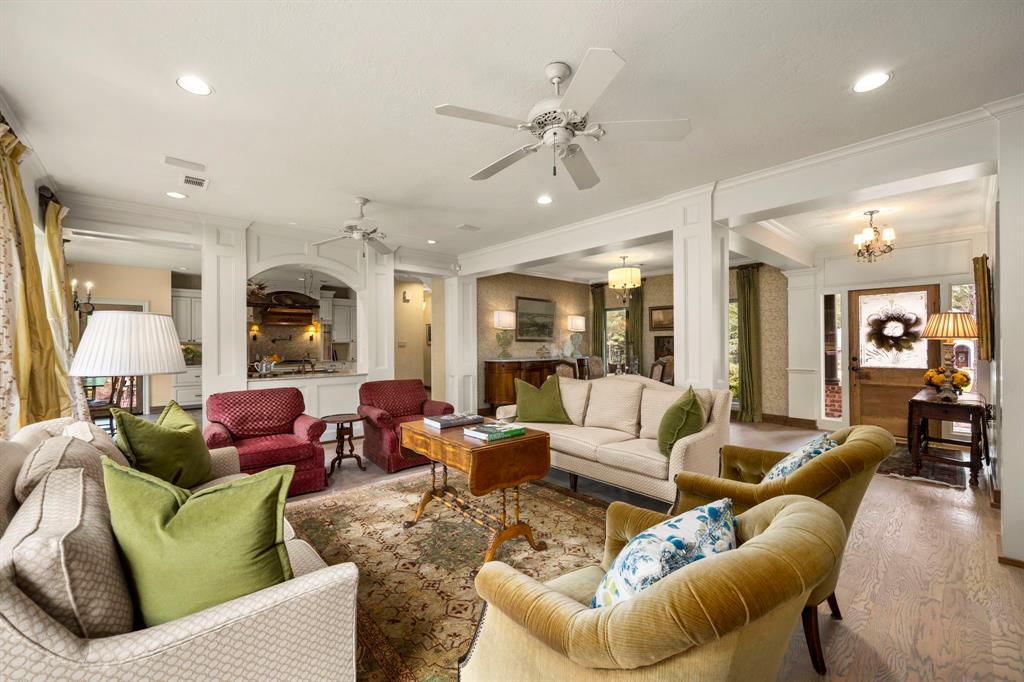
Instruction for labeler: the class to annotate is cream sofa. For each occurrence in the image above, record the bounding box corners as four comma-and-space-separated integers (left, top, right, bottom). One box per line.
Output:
0, 417, 357, 681
497, 375, 732, 504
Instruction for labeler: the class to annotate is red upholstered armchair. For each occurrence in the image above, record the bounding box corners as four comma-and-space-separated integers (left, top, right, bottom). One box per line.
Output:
204, 387, 327, 496
358, 379, 454, 473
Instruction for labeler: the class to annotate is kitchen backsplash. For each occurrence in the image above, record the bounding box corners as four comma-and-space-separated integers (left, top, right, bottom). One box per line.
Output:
249, 324, 322, 361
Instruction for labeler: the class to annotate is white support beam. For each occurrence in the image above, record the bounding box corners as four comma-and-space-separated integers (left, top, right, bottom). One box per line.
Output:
783, 268, 821, 424
444, 275, 478, 412
729, 221, 815, 270
364, 249, 395, 382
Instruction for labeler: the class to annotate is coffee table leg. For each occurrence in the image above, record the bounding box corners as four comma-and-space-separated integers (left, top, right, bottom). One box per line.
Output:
405, 462, 437, 528
484, 522, 547, 563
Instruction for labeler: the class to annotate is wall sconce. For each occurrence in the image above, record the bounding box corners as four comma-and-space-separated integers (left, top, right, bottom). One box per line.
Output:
71, 279, 94, 314
306, 323, 318, 343
250, 324, 260, 342
567, 315, 586, 358
493, 310, 515, 360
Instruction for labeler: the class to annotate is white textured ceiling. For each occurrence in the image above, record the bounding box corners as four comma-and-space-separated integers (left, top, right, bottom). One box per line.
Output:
2, 2, 1022, 256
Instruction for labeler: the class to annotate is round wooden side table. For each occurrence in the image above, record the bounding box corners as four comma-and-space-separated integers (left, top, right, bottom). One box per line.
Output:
322, 413, 367, 477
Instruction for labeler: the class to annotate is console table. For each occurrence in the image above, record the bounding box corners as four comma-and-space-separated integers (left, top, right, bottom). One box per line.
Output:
483, 358, 578, 410
907, 389, 990, 487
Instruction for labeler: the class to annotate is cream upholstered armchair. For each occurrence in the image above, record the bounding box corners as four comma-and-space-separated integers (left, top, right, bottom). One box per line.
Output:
673, 424, 895, 674
459, 495, 847, 681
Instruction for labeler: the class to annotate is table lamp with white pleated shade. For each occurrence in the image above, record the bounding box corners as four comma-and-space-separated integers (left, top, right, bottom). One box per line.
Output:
70, 311, 186, 377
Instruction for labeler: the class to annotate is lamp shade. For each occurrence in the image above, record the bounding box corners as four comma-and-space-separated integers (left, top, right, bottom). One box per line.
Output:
608, 265, 641, 290
70, 311, 186, 376
567, 315, 586, 333
493, 310, 515, 330
921, 311, 979, 341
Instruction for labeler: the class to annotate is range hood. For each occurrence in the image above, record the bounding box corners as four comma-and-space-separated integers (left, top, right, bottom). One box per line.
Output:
249, 290, 318, 326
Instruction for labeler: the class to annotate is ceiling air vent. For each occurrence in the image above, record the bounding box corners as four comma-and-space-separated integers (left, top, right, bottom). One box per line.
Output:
457, 223, 482, 232
179, 174, 210, 191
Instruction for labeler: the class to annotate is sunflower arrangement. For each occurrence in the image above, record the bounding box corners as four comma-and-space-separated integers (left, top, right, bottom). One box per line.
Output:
923, 367, 971, 394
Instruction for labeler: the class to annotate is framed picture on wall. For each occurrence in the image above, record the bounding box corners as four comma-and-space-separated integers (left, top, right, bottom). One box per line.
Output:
649, 305, 673, 331
515, 296, 555, 341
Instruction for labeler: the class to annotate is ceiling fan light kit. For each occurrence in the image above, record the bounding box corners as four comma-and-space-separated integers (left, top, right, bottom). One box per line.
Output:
310, 196, 393, 257
435, 47, 691, 190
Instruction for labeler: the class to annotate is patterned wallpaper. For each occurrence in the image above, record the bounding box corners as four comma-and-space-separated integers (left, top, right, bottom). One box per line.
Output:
476, 273, 591, 405
729, 265, 789, 416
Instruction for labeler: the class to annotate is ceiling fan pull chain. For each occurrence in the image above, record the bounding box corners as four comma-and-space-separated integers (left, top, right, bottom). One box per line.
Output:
553, 144, 557, 177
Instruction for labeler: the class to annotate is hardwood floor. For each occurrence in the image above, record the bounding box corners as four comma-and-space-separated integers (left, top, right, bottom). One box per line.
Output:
303, 424, 1024, 681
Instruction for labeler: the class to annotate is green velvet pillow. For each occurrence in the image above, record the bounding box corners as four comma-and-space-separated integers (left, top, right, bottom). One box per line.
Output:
102, 458, 294, 627
515, 375, 572, 424
112, 400, 211, 488
657, 387, 707, 456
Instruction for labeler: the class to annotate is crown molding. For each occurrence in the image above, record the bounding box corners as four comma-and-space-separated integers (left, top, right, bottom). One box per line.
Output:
983, 93, 1024, 118
61, 191, 251, 230
758, 219, 804, 242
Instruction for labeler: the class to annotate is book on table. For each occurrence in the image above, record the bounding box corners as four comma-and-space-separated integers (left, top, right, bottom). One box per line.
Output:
463, 422, 527, 442
423, 413, 485, 429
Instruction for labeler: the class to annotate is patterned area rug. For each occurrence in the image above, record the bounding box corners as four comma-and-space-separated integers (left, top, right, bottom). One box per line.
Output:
876, 442, 968, 488
286, 470, 609, 681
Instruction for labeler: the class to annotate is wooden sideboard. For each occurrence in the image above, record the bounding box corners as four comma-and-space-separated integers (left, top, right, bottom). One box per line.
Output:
483, 358, 578, 409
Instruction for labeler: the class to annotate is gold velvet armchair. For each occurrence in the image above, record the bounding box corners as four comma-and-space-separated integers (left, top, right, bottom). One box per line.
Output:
459, 496, 847, 681
673, 424, 895, 674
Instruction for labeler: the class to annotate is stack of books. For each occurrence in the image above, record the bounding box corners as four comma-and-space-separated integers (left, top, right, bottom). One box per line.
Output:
423, 413, 485, 429
463, 422, 527, 443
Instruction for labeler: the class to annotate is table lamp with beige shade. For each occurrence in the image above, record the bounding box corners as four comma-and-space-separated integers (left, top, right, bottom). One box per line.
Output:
567, 314, 586, 357
921, 310, 978, 402
493, 310, 515, 360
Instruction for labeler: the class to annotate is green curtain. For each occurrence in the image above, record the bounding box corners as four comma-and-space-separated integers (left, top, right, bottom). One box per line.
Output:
590, 284, 605, 360
736, 265, 762, 422
627, 283, 643, 373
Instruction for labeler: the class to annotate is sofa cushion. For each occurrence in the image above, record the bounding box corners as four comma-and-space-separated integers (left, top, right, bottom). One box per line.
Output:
515, 375, 571, 424
15, 435, 106, 503
236, 434, 314, 469
583, 379, 643, 435
62, 421, 128, 465
549, 427, 633, 462
0, 440, 28, 535
657, 387, 707, 456
113, 401, 212, 488
595, 439, 670, 479
103, 458, 294, 627
558, 377, 591, 426
0, 468, 133, 637
591, 498, 736, 608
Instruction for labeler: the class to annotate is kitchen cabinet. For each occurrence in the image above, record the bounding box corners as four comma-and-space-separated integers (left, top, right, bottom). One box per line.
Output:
319, 297, 334, 324
171, 289, 202, 343
332, 300, 357, 343
172, 365, 203, 408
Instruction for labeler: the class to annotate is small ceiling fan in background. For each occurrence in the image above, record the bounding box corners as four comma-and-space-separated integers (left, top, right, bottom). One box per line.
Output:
435, 48, 691, 190
312, 196, 393, 256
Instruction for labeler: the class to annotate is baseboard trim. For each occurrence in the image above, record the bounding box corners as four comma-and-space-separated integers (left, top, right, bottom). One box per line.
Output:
762, 413, 819, 430
996, 534, 1024, 569
989, 471, 1001, 509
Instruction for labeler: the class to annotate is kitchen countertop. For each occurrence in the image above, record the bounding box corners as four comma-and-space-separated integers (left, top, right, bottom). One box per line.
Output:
247, 369, 365, 382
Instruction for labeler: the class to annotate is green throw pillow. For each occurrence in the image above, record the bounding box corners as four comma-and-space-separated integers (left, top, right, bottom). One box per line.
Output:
112, 400, 211, 488
515, 375, 572, 424
102, 458, 294, 627
657, 387, 707, 456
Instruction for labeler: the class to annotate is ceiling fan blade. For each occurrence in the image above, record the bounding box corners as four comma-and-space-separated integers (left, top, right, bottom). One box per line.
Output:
367, 237, 393, 256
470, 142, 542, 180
559, 48, 625, 116
311, 234, 348, 247
561, 144, 601, 190
593, 119, 692, 142
434, 104, 529, 129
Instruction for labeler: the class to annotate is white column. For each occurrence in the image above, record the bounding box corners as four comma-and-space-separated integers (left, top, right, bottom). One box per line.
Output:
783, 268, 821, 423
672, 192, 729, 390
995, 106, 1024, 561
201, 222, 249, 421
363, 249, 395, 382
444, 275, 477, 413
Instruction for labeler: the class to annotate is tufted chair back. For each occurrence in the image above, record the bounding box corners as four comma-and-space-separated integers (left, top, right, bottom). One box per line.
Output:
358, 380, 428, 419
206, 388, 306, 438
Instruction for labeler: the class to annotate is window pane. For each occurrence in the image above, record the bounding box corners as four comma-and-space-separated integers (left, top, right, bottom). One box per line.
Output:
728, 300, 740, 401
605, 308, 627, 371
823, 294, 842, 418
858, 291, 930, 368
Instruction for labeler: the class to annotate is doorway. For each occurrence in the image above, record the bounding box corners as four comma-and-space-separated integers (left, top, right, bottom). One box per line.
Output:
848, 284, 939, 437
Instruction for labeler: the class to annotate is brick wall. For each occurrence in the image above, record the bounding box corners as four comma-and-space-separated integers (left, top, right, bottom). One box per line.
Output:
824, 381, 842, 418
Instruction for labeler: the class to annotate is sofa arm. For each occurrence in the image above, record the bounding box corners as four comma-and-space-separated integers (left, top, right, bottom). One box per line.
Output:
673, 472, 761, 515
602, 501, 670, 570
208, 446, 241, 478
423, 399, 454, 417
666, 421, 726, 482
357, 405, 393, 429
720, 444, 790, 484
0, 563, 359, 680
203, 422, 234, 449
293, 414, 327, 443
494, 404, 517, 421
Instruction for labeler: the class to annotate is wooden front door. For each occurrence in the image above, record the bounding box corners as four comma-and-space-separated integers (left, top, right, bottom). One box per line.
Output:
849, 285, 940, 437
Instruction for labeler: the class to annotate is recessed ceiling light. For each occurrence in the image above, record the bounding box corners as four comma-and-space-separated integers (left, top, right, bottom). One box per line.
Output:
298, 277, 305, 281
427, 239, 437, 245
536, 194, 553, 205
176, 75, 213, 96
178, 267, 187, 271
852, 71, 891, 93
288, 221, 297, 226
165, 191, 187, 199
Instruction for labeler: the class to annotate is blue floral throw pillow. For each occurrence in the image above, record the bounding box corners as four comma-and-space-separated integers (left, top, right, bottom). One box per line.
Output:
591, 498, 736, 608
763, 434, 839, 482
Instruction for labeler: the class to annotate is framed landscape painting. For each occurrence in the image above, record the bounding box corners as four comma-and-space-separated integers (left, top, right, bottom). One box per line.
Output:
515, 296, 555, 341
649, 305, 674, 331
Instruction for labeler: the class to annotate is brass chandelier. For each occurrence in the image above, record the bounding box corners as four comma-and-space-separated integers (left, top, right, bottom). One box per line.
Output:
853, 209, 896, 263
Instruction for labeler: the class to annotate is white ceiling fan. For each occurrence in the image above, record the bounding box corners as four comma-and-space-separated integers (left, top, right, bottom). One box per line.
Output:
311, 197, 393, 256
435, 48, 691, 190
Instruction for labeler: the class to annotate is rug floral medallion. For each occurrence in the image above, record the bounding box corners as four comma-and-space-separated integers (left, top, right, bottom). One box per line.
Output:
286, 470, 609, 682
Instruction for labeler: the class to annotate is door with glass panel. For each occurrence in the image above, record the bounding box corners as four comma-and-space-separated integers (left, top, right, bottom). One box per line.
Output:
848, 285, 939, 437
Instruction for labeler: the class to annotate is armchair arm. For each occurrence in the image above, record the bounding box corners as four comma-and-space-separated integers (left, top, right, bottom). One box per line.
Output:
494, 404, 517, 421
208, 446, 241, 479
357, 404, 393, 429
422, 399, 454, 417
673, 471, 761, 515
203, 422, 234, 449
293, 414, 326, 443
0, 563, 359, 680
602, 501, 670, 570
720, 444, 790, 483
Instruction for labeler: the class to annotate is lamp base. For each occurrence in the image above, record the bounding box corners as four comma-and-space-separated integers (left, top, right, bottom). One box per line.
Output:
937, 341, 958, 402
936, 382, 959, 402
496, 330, 513, 360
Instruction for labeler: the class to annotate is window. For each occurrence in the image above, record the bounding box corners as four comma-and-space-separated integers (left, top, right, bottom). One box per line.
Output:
728, 300, 740, 403
950, 283, 978, 436
823, 294, 843, 418
605, 308, 626, 372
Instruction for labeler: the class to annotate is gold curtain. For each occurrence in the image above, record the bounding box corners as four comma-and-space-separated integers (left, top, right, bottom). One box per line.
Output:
0, 124, 62, 426
973, 254, 994, 361
44, 200, 89, 419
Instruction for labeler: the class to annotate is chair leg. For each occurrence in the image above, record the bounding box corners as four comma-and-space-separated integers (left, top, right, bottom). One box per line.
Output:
827, 592, 843, 620
568, 473, 578, 492
801, 605, 828, 675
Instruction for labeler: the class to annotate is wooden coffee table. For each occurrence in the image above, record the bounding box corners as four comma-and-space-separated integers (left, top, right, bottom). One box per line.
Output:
400, 419, 550, 562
